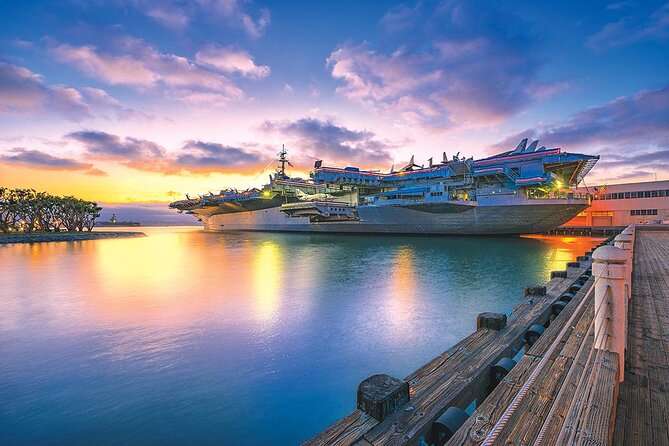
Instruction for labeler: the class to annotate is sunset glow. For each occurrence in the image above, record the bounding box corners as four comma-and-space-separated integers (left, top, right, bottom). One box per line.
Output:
1, 1, 668, 218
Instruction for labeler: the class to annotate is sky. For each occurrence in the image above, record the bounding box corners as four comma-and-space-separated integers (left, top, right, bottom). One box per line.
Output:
1, 0, 668, 219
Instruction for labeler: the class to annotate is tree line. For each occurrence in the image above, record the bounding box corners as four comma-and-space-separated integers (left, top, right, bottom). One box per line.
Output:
0, 188, 102, 234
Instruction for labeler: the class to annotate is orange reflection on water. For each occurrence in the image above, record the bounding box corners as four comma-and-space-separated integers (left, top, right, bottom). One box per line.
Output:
521, 234, 604, 272
87, 232, 217, 325
384, 245, 417, 336
252, 241, 283, 323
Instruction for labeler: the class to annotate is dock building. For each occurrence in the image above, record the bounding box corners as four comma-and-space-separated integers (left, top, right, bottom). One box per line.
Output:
563, 179, 669, 228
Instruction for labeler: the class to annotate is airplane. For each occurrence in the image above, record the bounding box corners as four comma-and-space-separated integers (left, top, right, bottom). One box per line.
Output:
295, 189, 335, 201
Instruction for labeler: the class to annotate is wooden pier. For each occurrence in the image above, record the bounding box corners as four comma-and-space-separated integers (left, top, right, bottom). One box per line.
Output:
305, 226, 669, 446
613, 228, 669, 445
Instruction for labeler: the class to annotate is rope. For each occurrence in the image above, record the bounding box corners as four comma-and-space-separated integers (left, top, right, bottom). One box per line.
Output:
250, 157, 278, 185
558, 288, 614, 445
482, 267, 609, 445
533, 283, 611, 445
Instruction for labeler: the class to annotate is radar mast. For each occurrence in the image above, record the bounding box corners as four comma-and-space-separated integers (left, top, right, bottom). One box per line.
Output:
276, 145, 292, 179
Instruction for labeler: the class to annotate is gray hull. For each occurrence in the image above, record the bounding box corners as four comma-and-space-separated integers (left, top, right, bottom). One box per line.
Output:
199, 199, 588, 235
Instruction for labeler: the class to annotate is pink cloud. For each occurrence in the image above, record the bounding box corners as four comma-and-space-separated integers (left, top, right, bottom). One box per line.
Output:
50, 37, 256, 103
141, 0, 271, 38
146, 7, 190, 30
196, 0, 271, 38
195, 45, 270, 78
52, 43, 156, 86
0, 61, 141, 121
327, 1, 554, 128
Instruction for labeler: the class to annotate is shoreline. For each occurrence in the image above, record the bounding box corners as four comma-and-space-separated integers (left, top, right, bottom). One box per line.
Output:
0, 231, 146, 244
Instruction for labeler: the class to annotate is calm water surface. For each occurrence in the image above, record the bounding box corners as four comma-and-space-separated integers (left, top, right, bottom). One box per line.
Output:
0, 227, 602, 445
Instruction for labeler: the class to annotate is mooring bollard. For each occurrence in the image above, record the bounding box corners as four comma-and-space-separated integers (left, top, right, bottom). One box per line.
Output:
357, 374, 410, 421
477, 312, 507, 331
524, 285, 546, 296
592, 245, 627, 381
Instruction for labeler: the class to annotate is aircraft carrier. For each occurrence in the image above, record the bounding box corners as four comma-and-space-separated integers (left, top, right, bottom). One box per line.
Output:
169, 139, 599, 235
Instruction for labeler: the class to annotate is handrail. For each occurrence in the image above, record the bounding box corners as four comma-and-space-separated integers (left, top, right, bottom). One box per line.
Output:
481, 271, 605, 445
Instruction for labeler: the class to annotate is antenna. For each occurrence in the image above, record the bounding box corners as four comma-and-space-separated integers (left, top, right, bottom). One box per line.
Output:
276, 144, 290, 179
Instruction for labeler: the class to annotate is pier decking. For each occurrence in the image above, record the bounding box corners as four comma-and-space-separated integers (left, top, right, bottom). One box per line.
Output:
306, 226, 669, 445
613, 229, 669, 445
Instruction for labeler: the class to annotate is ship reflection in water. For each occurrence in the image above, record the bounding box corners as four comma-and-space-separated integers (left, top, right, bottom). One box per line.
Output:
0, 227, 602, 445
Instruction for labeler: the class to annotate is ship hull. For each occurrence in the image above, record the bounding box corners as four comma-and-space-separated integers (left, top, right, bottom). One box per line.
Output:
197, 199, 588, 235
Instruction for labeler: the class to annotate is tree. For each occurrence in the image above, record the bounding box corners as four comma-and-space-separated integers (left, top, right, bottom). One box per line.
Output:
0, 188, 102, 234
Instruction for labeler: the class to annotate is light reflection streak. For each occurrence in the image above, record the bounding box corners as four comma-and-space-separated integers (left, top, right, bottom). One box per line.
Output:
252, 241, 282, 323
383, 245, 417, 338
521, 234, 605, 272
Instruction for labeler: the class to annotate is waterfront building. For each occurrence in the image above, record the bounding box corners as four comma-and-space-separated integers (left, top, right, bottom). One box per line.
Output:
564, 180, 669, 227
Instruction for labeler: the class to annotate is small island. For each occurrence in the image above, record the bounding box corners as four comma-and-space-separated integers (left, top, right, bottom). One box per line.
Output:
0, 187, 145, 244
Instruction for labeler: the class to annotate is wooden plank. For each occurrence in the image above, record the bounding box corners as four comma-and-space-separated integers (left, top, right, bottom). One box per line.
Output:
302, 327, 498, 446
362, 268, 593, 446
445, 281, 595, 446
306, 252, 596, 446
491, 298, 596, 445
613, 231, 669, 446
561, 350, 619, 446
304, 410, 378, 446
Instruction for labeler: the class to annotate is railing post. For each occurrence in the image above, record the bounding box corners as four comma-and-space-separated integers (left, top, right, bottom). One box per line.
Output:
592, 245, 627, 381
621, 225, 635, 274
614, 233, 633, 300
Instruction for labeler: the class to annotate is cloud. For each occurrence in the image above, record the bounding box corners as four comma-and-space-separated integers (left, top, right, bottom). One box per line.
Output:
261, 118, 393, 166
378, 2, 422, 32
195, 45, 270, 78
66, 129, 177, 174
492, 84, 669, 180
0, 61, 90, 119
66, 130, 263, 174
327, 0, 559, 128
50, 36, 267, 103
588, 3, 669, 51
0, 61, 149, 121
137, 0, 270, 38
0, 147, 110, 179
175, 140, 263, 171
85, 167, 109, 176
146, 7, 190, 29
494, 84, 669, 150
196, 0, 271, 38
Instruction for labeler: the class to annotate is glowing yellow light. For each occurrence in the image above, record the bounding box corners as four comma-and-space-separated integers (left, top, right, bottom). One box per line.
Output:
253, 242, 282, 322
262, 190, 271, 197
555, 180, 563, 189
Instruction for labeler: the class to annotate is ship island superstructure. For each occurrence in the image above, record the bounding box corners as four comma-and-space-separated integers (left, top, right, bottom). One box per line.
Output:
169, 140, 599, 235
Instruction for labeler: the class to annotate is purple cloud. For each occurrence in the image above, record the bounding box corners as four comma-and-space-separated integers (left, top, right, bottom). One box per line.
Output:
0, 61, 90, 119
0, 148, 111, 178
195, 45, 270, 78
0, 61, 148, 121
327, 0, 561, 127
66, 130, 176, 174
176, 140, 263, 170
261, 118, 393, 166
67, 130, 263, 174
493, 84, 669, 180
588, 3, 669, 51
138, 0, 270, 37
49, 36, 269, 104
494, 84, 669, 150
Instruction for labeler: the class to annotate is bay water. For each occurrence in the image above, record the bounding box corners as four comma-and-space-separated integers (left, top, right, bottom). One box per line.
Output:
0, 227, 601, 445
